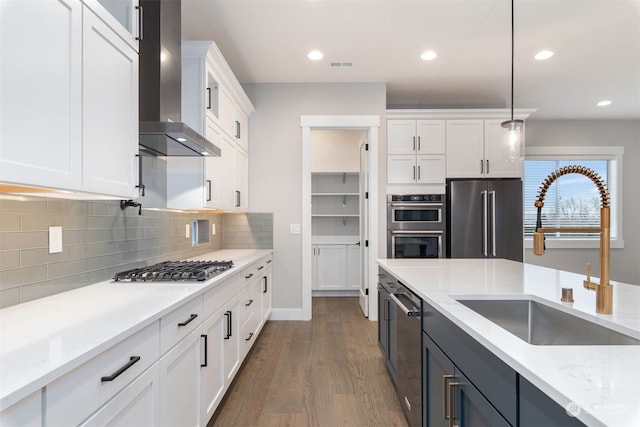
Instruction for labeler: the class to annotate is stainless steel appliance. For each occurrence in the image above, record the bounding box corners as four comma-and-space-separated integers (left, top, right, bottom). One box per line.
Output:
390, 282, 422, 427
113, 260, 233, 282
387, 194, 446, 258
446, 178, 523, 261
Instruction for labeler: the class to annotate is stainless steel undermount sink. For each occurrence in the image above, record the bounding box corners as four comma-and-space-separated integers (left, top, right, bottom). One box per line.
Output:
455, 297, 640, 346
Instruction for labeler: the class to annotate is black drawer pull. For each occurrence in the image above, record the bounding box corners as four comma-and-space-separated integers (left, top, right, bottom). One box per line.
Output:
257, 265, 264, 270
245, 273, 254, 279
263, 276, 268, 293
178, 313, 198, 327
245, 299, 254, 307
245, 332, 254, 341
224, 311, 232, 339
200, 334, 208, 367
101, 356, 140, 382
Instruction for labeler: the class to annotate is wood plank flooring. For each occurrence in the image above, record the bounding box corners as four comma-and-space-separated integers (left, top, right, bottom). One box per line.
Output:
208, 297, 409, 427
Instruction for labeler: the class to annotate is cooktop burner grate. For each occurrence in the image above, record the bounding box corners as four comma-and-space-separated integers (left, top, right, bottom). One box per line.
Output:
113, 260, 234, 282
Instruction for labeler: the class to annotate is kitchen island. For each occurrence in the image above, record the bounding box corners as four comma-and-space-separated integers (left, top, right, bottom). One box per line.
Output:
378, 258, 640, 427
0, 249, 272, 426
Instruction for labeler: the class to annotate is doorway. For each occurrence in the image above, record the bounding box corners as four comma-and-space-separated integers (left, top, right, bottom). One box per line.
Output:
301, 115, 380, 321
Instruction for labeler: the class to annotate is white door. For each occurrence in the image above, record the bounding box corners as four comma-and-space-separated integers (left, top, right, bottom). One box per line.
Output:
359, 138, 369, 316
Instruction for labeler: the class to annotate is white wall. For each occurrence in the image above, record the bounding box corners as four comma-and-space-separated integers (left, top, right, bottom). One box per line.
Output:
244, 83, 387, 312
311, 129, 364, 172
524, 119, 640, 285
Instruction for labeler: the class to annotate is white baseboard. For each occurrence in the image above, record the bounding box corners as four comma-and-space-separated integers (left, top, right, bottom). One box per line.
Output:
269, 308, 305, 321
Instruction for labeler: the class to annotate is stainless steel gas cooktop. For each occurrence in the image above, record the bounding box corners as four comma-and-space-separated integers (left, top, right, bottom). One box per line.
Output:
113, 260, 234, 282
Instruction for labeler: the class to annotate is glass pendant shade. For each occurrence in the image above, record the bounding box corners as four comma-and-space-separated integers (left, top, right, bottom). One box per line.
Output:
501, 119, 524, 160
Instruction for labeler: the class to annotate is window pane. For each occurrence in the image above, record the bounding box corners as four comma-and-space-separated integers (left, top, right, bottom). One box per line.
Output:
524, 160, 609, 239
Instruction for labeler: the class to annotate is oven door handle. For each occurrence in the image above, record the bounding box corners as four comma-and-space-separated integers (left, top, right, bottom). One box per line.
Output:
390, 230, 443, 234
389, 293, 421, 317
390, 203, 443, 208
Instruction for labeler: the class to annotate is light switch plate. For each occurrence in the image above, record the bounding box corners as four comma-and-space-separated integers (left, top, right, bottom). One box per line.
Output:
290, 223, 301, 234
211, 224, 216, 235
185, 224, 190, 238
49, 226, 63, 254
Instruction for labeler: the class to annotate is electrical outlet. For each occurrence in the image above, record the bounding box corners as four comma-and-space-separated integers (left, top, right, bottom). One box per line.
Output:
185, 224, 190, 238
49, 226, 63, 254
211, 224, 216, 235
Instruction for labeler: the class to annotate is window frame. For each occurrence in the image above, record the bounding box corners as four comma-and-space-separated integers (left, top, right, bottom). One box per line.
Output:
524, 146, 624, 249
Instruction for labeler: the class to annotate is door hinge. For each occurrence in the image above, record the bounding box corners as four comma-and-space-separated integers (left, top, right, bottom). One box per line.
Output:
365, 288, 369, 296
365, 191, 369, 199
365, 240, 369, 247
365, 143, 369, 150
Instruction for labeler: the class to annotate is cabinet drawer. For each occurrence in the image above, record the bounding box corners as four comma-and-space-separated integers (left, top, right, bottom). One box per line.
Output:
160, 296, 204, 355
422, 301, 517, 426
204, 275, 242, 318
46, 321, 160, 427
239, 277, 262, 329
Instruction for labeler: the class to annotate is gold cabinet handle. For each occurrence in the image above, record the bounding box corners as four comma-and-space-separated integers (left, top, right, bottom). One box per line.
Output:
442, 374, 454, 420
448, 381, 462, 427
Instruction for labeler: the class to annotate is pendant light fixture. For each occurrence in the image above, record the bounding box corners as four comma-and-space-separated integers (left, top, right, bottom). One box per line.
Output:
501, 0, 524, 160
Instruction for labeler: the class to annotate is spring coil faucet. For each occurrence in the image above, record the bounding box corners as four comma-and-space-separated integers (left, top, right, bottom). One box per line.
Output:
533, 165, 613, 314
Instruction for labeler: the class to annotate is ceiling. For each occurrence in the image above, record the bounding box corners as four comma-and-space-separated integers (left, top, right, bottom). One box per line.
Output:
181, 0, 640, 120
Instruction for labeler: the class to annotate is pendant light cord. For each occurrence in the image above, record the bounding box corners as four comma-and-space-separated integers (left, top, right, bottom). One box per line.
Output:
510, 0, 515, 121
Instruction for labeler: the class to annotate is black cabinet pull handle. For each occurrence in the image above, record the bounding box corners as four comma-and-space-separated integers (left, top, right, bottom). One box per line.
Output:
178, 313, 198, 327
245, 299, 254, 307
245, 273, 253, 279
235, 190, 241, 207
266, 259, 272, 264
486, 159, 490, 174
263, 276, 268, 293
135, 5, 143, 41
206, 180, 212, 201
206, 87, 211, 110
257, 266, 264, 270
224, 310, 232, 339
235, 121, 240, 138
200, 334, 208, 367
136, 154, 145, 197
245, 332, 254, 341
101, 356, 140, 382
480, 159, 484, 174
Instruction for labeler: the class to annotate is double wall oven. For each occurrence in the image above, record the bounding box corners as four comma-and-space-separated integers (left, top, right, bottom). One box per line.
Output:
387, 194, 446, 259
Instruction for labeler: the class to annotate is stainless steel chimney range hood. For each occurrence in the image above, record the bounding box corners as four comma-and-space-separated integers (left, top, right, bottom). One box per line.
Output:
138, 0, 220, 157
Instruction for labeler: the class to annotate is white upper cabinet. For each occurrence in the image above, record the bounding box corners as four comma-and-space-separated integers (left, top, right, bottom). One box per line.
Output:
446, 119, 524, 178
0, 0, 83, 191
387, 119, 445, 155
82, 0, 141, 51
0, 0, 139, 198
387, 119, 446, 185
173, 40, 254, 211
82, 5, 138, 198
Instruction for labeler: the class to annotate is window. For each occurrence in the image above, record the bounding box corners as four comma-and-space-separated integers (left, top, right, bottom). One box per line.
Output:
524, 146, 623, 249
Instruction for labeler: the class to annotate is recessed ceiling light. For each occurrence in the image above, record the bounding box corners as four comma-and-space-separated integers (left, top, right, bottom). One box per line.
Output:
307, 50, 324, 61
597, 100, 612, 107
420, 50, 437, 61
534, 50, 554, 60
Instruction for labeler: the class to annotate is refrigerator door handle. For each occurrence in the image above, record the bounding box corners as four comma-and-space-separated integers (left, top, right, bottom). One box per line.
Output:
490, 190, 496, 256
482, 191, 488, 256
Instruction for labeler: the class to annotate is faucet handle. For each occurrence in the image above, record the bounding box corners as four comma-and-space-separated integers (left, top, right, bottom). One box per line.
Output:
586, 263, 591, 282
584, 263, 597, 291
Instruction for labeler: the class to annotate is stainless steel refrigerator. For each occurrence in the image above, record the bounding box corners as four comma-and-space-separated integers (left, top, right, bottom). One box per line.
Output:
446, 179, 523, 262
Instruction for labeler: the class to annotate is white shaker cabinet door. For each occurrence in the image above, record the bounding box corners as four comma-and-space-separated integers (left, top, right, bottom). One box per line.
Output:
199, 309, 226, 426
387, 155, 417, 184
387, 120, 417, 154
160, 331, 200, 427
445, 120, 484, 178
82, 6, 138, 198
0, 0, 82, 190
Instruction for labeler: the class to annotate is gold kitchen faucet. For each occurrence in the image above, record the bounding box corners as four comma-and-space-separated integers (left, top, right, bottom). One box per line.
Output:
533, 165, 613, 314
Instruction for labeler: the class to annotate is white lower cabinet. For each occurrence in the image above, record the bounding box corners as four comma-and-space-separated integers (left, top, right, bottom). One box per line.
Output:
312, 244, 359, 291
222, 296, 241, 385
160, 330, 200, 427
261, 259, 273, 323
80, 363, 159, 427
198, 308, 227, 426
0, 390, 42, 427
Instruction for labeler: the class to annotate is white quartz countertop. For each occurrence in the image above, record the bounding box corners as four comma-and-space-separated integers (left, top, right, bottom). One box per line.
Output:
0, 249, 272, 412
377, 258, 640, 427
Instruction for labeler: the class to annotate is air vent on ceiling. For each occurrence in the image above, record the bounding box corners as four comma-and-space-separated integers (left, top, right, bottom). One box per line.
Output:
330, 62, 353, 67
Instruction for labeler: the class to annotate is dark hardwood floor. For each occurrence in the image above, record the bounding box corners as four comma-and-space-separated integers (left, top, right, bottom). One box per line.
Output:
208, 297, 409, 427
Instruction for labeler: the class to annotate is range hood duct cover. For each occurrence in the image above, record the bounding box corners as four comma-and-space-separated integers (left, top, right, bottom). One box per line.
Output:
138, 0, 220, 157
